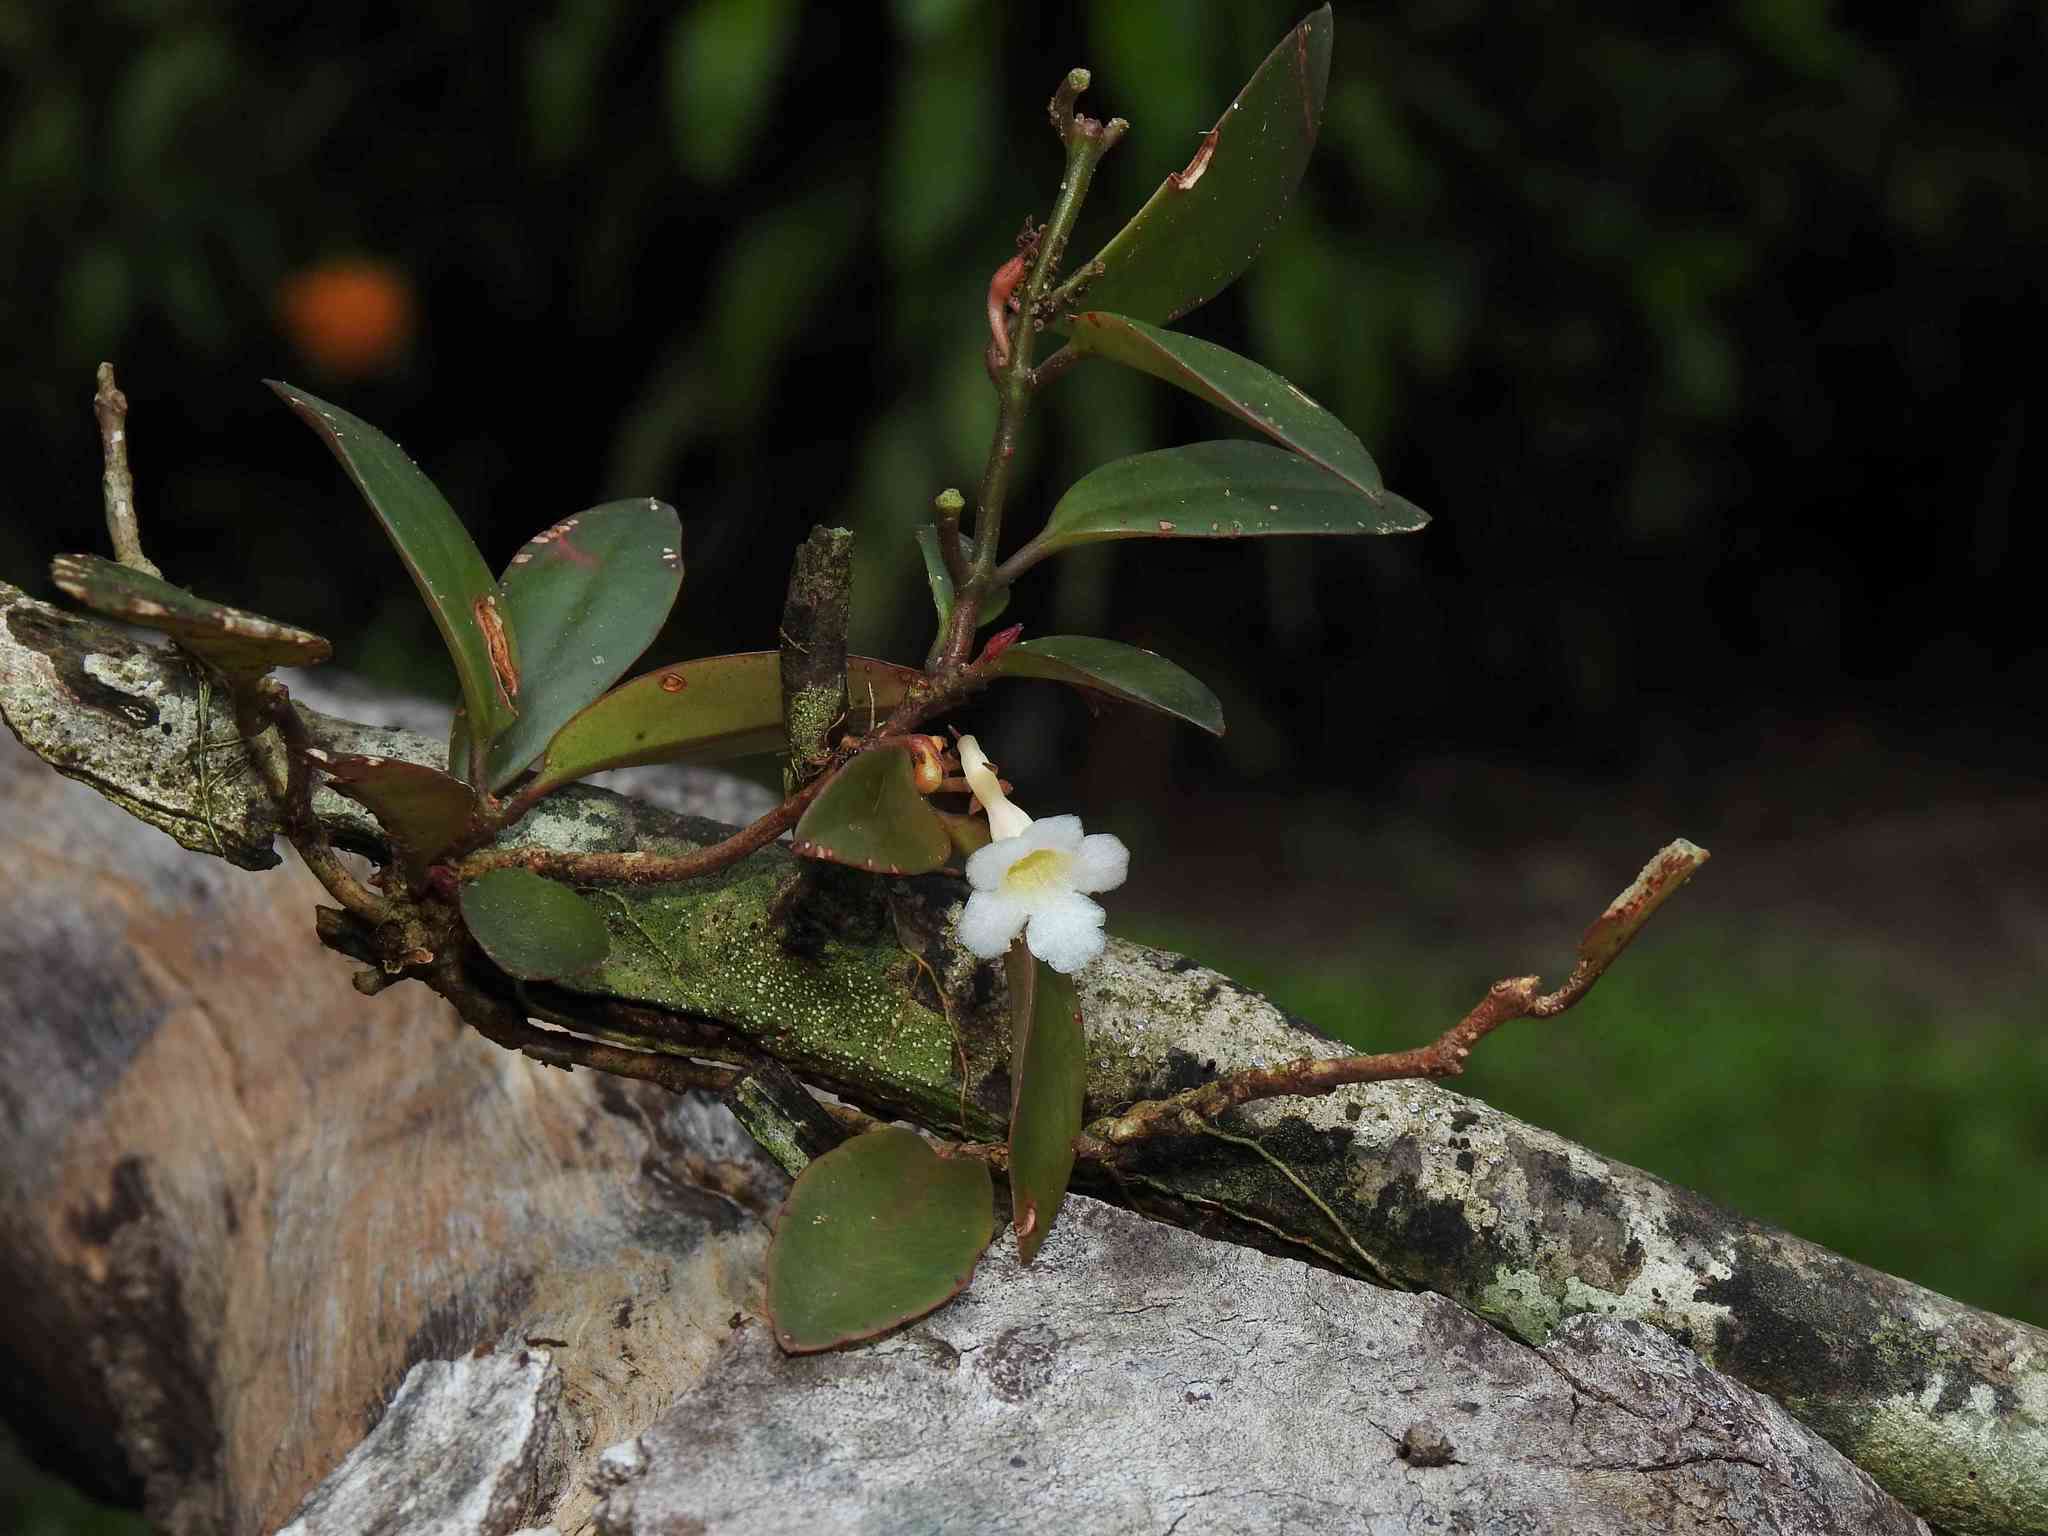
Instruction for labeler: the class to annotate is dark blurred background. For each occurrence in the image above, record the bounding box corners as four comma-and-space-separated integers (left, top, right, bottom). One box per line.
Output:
2, 2, 2043, 1520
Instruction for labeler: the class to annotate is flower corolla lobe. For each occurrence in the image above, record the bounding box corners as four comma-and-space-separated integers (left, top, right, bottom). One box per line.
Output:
952, 734, 1129, 975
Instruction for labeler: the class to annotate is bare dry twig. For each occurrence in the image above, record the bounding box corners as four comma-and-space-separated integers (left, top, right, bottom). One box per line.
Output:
93, 363, 162, 578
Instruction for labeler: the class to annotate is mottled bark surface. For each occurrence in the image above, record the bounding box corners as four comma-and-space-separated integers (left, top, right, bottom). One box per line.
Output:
0, 712, 780, 1535
3, 577, 2044, 1533
594, 1197, 1929, 1536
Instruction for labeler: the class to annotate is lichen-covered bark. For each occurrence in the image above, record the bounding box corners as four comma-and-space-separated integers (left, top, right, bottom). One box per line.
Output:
776, 525, 853, 786
3, 577, 2042, 1534
593, 1196, 1932, 1536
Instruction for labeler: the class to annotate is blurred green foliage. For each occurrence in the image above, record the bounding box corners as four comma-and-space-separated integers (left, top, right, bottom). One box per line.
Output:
1126, 911, 2048, 1329
2, 0, 2040, 792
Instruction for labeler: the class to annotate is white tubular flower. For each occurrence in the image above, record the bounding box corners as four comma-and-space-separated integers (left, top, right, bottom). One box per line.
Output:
953, 734, 1130, 975
957, 735, 1032, 840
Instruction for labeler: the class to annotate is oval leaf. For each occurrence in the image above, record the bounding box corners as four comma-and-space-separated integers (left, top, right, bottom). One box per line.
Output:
913, 528, 1010, 633
1005, 947, 1085, 1265
481, 499, 685, 790
791, 746, 951, 876
766, 1126, 994, 1354
933, 807, 993, 860
1021, 440, 1428, 567
1056, 6, 1332, 327
309, 752, 483, 880
459, 868, 611, 981
526, 652, 920, 799
992, 635, 1225, 738
269, 381, 518, 767
50, 553, 331, 678
1068, 312, 1384, 497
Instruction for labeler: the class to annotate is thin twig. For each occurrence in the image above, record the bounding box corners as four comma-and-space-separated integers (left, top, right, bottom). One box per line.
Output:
460, 777, 824, 883
1089, 840, 1711, 1147
93, 364, 162, 578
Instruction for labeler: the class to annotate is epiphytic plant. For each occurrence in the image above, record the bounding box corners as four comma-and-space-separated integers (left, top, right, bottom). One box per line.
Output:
43, 8, 1704, 1354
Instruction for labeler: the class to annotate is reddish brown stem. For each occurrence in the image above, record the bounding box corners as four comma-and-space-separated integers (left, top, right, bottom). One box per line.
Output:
1089, 840, 1710, 1147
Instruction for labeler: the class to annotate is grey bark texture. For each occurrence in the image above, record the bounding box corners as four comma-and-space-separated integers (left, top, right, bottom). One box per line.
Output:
7, 699, 1926, 1536
278, 1349, 566, 1536
2, 577, 2044, 1534
593, 1195, 1931, 1536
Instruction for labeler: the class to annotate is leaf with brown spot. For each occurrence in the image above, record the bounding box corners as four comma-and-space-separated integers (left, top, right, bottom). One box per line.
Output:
1054, 6, 1333, 328
476, 499, 685, 791
50, 554, 331, 679
270, 381, 517, 765
523, 652, 919, 799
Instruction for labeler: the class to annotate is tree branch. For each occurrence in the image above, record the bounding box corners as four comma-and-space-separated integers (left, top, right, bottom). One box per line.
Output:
1090, 841, 1710, 1146
3, 583, 2043, 1535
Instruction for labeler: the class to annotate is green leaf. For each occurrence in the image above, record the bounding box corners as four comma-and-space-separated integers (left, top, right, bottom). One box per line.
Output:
933, 807, 992, 860
913, 528, 1010, 633
1067, 311, 1383, 497
480, 499, 684, 792
309, 752, 483, 880
1021, 440, 1428, 568
791, 746, 951, 876
269, 381, 517, 771
1004, 948, 1085, 1265
1057, 6, 1332, 327
766, 1126, 994, 1354
458, 868, 611, 981
49, 553, 331, 678
524, 652, 921, 800
991, 635, 1225, 737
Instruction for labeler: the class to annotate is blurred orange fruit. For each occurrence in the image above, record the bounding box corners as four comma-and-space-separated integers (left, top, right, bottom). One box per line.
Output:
275, 256, 417, 378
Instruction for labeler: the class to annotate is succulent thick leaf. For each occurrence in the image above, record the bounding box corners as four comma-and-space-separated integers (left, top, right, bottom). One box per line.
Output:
1022, 441, 1428, 568
269, 382, 518, 765
913, 528, 1010, 632
309, 752, 483, 880
1067, 312, 1383, 497
481, 499, 684, 791
458, 868, 611, 981
524, 652, 921, 799
992, 635, 1225, 738
1056, 6, 1332, 328
766, 1126, 995, 1354
791, 746, 951, 875
1004, 947, 1085, 1265
50, 553, 331, 678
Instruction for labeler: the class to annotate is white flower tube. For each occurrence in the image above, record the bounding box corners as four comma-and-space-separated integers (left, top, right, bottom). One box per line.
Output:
953, 734, 1130, 975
